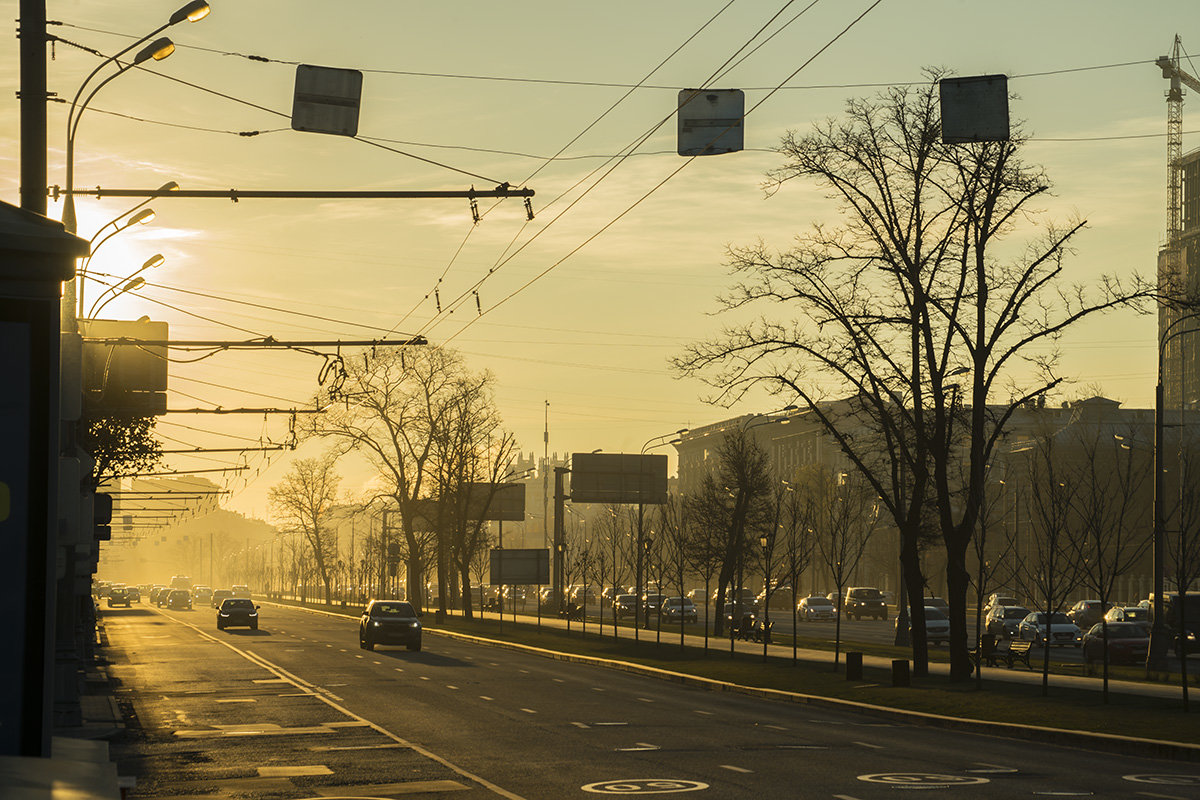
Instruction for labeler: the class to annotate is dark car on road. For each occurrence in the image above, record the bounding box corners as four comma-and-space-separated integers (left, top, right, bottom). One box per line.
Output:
211, 589, 233, 609
845, 587, 888, 620
217, 597, 259, 630
106, 587, 132, 608
1082, 622, 1150, 665
360, 600, 422, 652
166, 589, 192, 610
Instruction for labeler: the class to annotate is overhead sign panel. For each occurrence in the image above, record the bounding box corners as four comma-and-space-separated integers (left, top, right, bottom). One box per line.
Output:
570, 453, 667, 505
939, 74, 1009, 143
465, 482, 525, 521
677, 89, 744, 156
292, 64, 363, 137
490, 548, 550, 585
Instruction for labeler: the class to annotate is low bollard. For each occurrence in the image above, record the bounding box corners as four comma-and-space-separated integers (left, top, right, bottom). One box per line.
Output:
845, 651, 863, 680
892, 658, 910, 687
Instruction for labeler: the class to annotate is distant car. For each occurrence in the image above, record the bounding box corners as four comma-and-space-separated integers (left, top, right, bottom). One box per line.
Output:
642, 593, 667, 617
613, 594, 638, 618
217, 597, 259, 631
844, 587, 887, 620
1082, 622, 1150, 665
169, 575, 192, 590
896, 605, 950, 644
756, 586, 793, 611
166, 589, 192, 610
723, 602, 756, 628
1067, 600, 1109, 630
826, 591, 842, 610
359, 600, 421, 651
985, 606, 1031, 640
149, 586, 167, 604
211, 589, 234, 609
797, 595, 835, 621
1104, 606, 1151, 629
106, 587, 132, 608
156, 587, 173, 607
193, 586, 214, 605
660, 597, 697, 623
230, 584, 251, 599
125, 586, 141, 603
922, 597, 949, 613
1018, 612, 1081, 646
984, 593, 1020, 615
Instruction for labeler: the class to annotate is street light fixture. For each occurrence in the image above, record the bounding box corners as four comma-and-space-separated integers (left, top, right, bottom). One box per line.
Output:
88, 254, 164, 317
632, 429, 688, 640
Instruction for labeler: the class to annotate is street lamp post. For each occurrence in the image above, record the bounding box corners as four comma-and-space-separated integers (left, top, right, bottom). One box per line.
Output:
636, 429, 687, 642
88, 254, 164, 317
1150, 313, 1200, 673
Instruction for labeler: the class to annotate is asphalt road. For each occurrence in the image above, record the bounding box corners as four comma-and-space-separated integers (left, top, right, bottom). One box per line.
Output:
104, 602, 1200, 800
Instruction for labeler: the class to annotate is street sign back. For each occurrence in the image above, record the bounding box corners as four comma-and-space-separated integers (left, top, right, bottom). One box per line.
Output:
570, 452, 667, 505
939, 74, 1009, 143
292, 64, 363, 137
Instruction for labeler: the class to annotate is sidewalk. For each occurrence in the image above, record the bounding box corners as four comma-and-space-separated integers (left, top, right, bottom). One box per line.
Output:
1, 616, 135, 799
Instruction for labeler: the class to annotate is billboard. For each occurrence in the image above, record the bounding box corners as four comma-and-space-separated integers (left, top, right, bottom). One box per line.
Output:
464, 482, 525, 521
490, 548, 550, 585
570, 452, 667, 505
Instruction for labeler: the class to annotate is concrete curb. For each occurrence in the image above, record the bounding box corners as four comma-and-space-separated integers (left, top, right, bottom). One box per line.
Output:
263, 599, 1200, 763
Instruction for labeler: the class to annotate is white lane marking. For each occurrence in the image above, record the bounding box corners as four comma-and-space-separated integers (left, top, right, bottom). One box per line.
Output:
373, 661, 382, 665
764, 724, 787, 731
854, 741, 884, 749
616, 743, 660, 752
592, 687, 605, 692
258, 765, 331, 777
1136, 795, 1189, 800
215, 699, 256, 704
252, 679, 288, 684
594, 722, 628, 726
572, 722, 589, 729
339, 648, 347, 652
162, 614, 531, 800
480, 696, 494, 701
720, 765, 752, 773
326, 644, 333, 648
968, 762, 1018, 774
447, 685, 459, 690
694, 710, 713, 716
420, 676, 430, 681
394, 668, 404, 673
519, 669, 530, 674
521, 708, 537, 714
553, 678, 565, 683
636, 697, 654, 703
355, 655, 364, 659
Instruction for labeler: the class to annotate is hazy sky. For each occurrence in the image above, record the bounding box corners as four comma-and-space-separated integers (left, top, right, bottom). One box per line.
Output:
2, 1, 1195, 521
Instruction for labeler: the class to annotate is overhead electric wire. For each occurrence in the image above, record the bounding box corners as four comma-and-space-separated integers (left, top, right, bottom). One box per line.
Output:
438, 0, 886, 347
415, 0, 834, 342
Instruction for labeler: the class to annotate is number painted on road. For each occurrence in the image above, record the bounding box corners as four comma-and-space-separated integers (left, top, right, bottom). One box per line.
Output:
1123, 774, 1200, 786
582, 779, 709, 794
858, 773, 990, 787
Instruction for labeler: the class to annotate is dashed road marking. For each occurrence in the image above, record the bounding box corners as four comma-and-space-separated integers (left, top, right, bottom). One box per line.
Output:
854, 741, 884, 749
694, 710, 712, 716
521, 708, 537, 714
615, 743, 660, 752
258, 764, 332, 777
215, 698, 256, 703
764, 724, 787, 731
572, 722, 589, 729
394, 668, 404, 673
594, 722, 628, 726
636, 697, 654, 703
720, 765, 752, 773
447, 685, 459, 690
373, 661, 382, 665
553, 678, 565, 683
420, 676, 430, 681
480, 696, 494, 701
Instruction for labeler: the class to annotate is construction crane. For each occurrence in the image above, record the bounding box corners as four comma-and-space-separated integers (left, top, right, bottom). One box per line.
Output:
1157, 36, 1200, 284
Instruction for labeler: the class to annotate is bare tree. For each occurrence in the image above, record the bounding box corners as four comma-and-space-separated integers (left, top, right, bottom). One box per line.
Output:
1170, 431, 1200, 709
806, 467, 881, 669
674, 75, 1153, 681
774, 482, 815, 664
268, 454, 341, 604
657, 494, 693, 651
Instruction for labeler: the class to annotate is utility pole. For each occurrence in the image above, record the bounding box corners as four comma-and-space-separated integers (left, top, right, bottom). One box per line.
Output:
19, 0, 47, 215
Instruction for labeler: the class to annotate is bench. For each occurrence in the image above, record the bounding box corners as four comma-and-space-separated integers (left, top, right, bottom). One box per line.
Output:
999, 640, 1034, 670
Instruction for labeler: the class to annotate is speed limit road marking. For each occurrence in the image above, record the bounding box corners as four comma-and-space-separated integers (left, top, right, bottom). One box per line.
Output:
581, 779, 709, 794
858, 773, 990, 788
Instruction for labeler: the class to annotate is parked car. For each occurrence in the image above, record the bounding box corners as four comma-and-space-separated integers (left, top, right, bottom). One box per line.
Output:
1082, 622, 1150, 665
359, 600, 421, 651
106, 587, 132, 608
1018, 612, 1081, 646
211, 589, 234, 609
660, 597, 698, 623
845, 587, 888, 620
797, 595, 836, 621
1104, 606, 1151, 629
985, 605, 1031, 640
984, 592, 1020, 615
1067, 599, 1109, 630
166, 589, 193, 610
217, 597, 260, 631
613, 594, 638, 618
897, 605, 950, 644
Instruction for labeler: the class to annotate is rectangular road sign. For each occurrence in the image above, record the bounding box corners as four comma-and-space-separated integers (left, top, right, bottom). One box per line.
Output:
569, 452, 667, 505
464, 483, 525, 521
490, 548, 550, 585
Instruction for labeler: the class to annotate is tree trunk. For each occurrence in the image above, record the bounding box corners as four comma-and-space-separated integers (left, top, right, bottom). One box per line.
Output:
944, 535, 972, 681
900, 533, 929, 676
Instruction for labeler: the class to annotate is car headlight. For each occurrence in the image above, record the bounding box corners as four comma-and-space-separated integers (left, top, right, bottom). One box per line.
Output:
248, 611, 257, 616
371, 621, 382, 627
409, 622, 420, 628
219, 612, 229, 617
